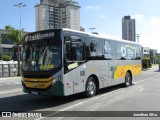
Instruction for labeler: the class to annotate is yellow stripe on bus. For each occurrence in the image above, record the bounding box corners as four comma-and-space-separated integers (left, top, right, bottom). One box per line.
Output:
114, 64, 141, 79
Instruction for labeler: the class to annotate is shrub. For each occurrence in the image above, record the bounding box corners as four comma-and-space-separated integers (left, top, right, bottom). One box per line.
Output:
142, 57, 152, 69
2, 55, 12, 61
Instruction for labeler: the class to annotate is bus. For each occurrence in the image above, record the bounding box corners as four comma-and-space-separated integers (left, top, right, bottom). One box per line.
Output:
21, 28, 142, 97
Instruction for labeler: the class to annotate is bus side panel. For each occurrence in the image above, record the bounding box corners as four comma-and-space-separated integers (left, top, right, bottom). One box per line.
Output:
63, 60, 111, 96
130, 60, 142, 82
63, 73, 74, 96
63, 60, 141, 96
108, 60, 125, 86
123, 60, 141, 80
108, 60, 142, 86
88, 60, 111, 89
63, 63, 87, 96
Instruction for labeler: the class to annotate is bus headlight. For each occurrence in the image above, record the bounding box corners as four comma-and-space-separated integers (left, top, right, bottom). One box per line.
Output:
53, 76, 61, 85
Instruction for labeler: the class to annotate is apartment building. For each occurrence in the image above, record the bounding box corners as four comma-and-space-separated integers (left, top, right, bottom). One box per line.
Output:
122, 15, 136, 42
35, 0, 80, 31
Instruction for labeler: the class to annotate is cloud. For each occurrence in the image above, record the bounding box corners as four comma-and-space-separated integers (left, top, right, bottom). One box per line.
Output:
99, 14, 107, 19
140, 28, 160, 52
150, 17, 160, 25
95, 5, 101, 9
86, 5, 101, 10
86, 6, 93, 9
131, 14, 144, 22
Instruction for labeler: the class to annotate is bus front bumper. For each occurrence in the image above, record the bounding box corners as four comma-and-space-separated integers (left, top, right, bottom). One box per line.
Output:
21, 80, 64, 96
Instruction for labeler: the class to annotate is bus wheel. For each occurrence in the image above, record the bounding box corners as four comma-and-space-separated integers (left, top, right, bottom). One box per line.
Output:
85, 77, 97, 97
124, 72, 132, 87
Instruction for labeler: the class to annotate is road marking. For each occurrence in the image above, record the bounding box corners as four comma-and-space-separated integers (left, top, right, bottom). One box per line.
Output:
35, 87, 125, 120
33, 73, 160, 120
0, 88, 21, 95
133, 73, 160, 84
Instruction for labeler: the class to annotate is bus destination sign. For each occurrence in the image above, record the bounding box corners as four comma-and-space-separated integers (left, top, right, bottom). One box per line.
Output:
25, 32, 55, 42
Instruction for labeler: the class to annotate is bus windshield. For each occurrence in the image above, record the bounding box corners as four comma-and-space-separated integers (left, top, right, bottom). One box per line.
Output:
22, 39, 61, 71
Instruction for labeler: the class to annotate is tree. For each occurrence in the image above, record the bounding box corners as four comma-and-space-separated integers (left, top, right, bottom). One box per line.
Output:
4, 25, 22, 44
156, 54, 160, 64
4, 25, 24, 76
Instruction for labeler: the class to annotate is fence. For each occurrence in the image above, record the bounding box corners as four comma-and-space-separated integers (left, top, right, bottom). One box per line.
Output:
0, 61, 21, 77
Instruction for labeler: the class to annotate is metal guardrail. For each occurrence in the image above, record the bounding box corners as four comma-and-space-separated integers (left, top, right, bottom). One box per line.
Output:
0, 61, 21, 77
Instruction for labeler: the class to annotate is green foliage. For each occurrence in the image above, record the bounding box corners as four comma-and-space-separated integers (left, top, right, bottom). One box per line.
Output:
4, 25, 24, 45
2, 25, 24, 76
157, 60, 160, 64
155, 54, 160, 64
142, 58, 152, 69
142, 57, 150, 60
150, 56, 157, 64
1, 55, 12, 61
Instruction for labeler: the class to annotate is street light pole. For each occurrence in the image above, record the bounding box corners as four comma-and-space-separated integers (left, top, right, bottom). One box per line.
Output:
14, 3, 26, 40
14, 3, 26, 76
136, 34, 140, 43
89, 27, 96, 33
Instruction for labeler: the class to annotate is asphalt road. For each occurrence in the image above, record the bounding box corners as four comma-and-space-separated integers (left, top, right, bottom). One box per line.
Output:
0, 65, 160, 120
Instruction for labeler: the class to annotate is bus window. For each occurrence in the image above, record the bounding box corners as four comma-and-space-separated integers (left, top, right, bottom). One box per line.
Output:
135, 45, 141, 60
72, 43, 85, 61
104, 40, 116, 60
66, 42, 85, 61
66, 42, 72, 61
116, 42, 126, 60
90, 39, 102, 57
65, 42, 85, 72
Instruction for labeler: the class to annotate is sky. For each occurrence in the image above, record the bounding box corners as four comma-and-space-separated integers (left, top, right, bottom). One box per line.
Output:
1, 0, 160, 52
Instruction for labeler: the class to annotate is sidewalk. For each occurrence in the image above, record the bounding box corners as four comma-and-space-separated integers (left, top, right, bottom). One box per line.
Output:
0, 76, 21, 80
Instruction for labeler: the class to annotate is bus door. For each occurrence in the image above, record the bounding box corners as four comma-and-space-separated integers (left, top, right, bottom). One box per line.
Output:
65, 40, 86, 94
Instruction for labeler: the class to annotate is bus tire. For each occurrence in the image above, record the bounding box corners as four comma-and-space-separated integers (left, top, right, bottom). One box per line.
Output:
85, 77, 97, 97
124, 72, 132, 87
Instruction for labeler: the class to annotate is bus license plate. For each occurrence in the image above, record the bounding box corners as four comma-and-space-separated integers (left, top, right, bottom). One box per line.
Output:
31, 91, 38, 95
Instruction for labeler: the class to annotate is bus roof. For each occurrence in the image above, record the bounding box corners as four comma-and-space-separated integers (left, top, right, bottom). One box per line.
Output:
62, 28, 141, 45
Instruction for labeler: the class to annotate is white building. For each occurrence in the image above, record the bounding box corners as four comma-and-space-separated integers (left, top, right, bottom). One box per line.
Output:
122, 16, 136, 42
142, 47, 150, 58
35, 0, 80, 31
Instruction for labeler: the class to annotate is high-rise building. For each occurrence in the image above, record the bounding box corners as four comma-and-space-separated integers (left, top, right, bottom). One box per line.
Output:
122, 16, 136, 42
35, 0, 80, 31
